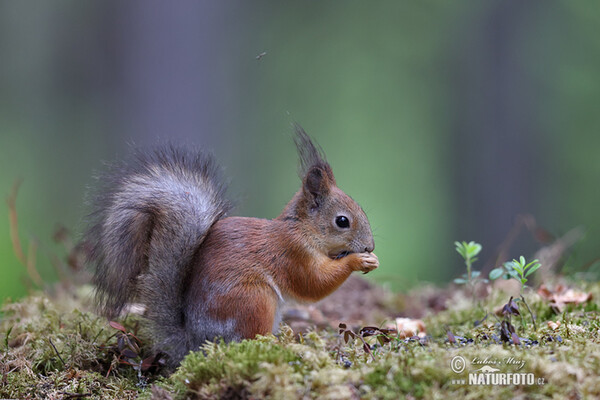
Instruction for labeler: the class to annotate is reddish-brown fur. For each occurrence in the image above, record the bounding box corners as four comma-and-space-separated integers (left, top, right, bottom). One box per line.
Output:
186, 181, 379, 338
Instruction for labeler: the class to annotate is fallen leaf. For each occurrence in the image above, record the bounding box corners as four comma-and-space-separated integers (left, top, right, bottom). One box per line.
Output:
394, 318, 426, 339
547, 321, 561, 330
109, 321, 126, 333
537, 284, 592, 313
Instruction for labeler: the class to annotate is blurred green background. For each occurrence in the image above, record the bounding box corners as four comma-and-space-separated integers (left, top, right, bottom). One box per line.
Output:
1, 1, 599, 302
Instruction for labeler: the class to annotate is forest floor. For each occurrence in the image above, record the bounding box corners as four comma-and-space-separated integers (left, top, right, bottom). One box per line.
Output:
1, 273, 599, 399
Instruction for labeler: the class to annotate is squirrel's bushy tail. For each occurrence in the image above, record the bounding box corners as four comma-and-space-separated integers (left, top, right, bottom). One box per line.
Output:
85, 146, 231, 360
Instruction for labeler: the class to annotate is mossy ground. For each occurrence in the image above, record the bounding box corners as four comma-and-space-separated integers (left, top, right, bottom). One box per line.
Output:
1, 280, 599, 399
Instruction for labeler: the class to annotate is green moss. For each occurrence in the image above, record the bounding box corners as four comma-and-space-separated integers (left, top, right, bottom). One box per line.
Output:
169, 339, 302, 398
0, 294, 148, 399
2, 280, 600, 399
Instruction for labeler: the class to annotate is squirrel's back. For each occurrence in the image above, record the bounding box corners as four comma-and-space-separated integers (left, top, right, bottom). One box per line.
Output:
85, 147, 231, 359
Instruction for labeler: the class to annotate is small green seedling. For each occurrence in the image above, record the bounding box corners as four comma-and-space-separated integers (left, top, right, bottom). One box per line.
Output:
454, 241, 485, 286
489, 256, 541, 294
489, 256, 541, 331
454, 241, 489, 312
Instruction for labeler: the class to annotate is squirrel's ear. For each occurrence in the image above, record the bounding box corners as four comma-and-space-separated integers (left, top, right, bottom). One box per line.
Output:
303, 164, 333, 210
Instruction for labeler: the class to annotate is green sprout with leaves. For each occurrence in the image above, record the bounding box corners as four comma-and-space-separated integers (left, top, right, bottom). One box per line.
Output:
454, 241, 487, 305
490, 256, 542, 331
454, 241, 485, 286
489, 256, 541, 293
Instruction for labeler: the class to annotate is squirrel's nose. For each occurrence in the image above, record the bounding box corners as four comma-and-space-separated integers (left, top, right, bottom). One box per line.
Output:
364, 236, 375, 253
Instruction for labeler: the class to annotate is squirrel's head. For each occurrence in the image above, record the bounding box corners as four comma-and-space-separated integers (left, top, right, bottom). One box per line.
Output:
285, 124, 375, 259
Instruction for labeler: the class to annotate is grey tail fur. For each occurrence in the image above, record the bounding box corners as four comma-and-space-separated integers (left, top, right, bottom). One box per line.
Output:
84, 146, 231, 362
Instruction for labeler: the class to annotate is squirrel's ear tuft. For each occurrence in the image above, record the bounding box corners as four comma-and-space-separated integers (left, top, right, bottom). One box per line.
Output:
303, 165, 333, 210
293, 123, 336, 185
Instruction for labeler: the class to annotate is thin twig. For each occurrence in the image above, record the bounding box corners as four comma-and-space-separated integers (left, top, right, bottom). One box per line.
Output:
92, 328, 104, 344
520, 296, 537, 332
7, 180, 43, 288
357, 334, 376, 362
48, 338, 66, 368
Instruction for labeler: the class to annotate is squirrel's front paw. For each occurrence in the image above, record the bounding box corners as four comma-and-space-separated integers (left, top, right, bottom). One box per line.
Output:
350, 252, 379, 274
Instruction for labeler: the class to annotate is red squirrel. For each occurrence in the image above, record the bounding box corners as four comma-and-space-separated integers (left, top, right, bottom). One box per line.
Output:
85, 125, 378, 366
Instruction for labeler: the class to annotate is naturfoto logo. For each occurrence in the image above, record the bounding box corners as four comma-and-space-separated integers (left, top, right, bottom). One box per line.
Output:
450, 355, 546, 386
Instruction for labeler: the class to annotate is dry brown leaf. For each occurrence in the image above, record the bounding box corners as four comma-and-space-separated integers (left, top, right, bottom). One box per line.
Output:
394, 317, 426, 339
547, 320, 561, 330
537, 284, 592, 313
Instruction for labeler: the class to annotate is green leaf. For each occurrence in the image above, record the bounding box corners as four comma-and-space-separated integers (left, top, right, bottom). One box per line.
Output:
454, 278, 468, 284
519, 256, 525, 266
509, 260, 523, 274
525, 263, 541, 277
469, 242, 482, 257
471, 270, 481, 278
489, 268, 504, 280
454, 242, 466, 259
507, 269, 520, 280
455, 241, 482, 260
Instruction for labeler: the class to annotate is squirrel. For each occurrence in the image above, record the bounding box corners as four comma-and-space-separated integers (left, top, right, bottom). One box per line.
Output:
84, 125, 378, 366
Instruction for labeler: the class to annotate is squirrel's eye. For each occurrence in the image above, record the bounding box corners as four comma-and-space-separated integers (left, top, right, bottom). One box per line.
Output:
335, 215, 350, 229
